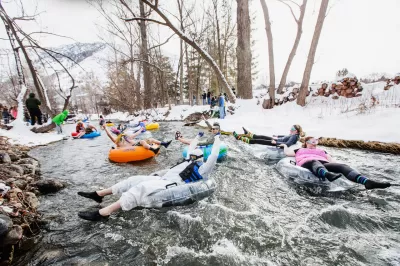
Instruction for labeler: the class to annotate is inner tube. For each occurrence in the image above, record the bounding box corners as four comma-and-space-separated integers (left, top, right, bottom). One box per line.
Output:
145, 123, 159, 130
182, 143, 228, 161
106, 123, 114, 127
263, 146, 286, 160
142, 178, 216, 208
275, 157, 356, 192
108, 145, 159, 163
71, 131, 101, 139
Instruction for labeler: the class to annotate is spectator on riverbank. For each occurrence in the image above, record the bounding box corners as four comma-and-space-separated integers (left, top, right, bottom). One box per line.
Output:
25, 93, 42, 125
10, 106, 17, 120
2, 106, 11, 124
207, 91, 211, 105
202, 92, 207, 105
218, 93, 225, 119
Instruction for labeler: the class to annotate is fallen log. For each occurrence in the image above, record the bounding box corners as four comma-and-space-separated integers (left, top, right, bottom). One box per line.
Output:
30, 122, 56, 133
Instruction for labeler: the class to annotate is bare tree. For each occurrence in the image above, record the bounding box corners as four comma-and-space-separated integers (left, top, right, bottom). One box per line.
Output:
297, 0, 329, 106
124, 0, 236, 103
138, 0, 152, 109
276, 0, 307, 94
260, 0, 275, 105
237, 0, 253, 99
0, 1, 79, 117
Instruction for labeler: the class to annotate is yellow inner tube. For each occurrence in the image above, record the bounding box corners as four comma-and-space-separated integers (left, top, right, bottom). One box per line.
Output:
106, 123, 114, 127
145, 122, 160, 130
108, 145, 159, 163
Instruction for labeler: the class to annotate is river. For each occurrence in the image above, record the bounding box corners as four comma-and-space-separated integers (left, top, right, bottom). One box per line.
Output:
13, 122, 400, 265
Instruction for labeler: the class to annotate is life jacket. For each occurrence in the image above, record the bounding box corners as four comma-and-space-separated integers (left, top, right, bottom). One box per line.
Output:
179, 161, 204, 183
295, 148, 328, 166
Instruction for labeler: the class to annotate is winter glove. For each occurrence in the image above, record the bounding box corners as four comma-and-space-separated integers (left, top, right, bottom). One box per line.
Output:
198, 132, 204, 137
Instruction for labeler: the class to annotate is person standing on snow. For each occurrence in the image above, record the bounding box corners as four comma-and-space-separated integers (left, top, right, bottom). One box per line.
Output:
218, 93, 225, 119
25, 93, 42, 125
52, 110, 69, 134
77, 133, 221, 221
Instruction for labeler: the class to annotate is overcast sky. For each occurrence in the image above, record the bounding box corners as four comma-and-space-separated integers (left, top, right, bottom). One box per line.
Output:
1, 0, 399, 84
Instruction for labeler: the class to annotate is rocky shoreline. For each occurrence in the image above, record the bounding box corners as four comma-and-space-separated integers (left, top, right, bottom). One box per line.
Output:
0, 136, 65, 266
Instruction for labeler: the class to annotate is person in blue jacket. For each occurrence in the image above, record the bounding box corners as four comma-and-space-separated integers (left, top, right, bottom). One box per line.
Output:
218, 93, 225, 119
233, 125, 305, 147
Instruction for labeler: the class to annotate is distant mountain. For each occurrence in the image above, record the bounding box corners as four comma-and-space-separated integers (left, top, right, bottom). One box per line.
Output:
32, 42, 111, 87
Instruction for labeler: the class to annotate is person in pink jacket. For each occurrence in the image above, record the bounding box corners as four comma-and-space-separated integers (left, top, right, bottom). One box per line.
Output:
282, 136, 391, 190
10, 106, 18, 120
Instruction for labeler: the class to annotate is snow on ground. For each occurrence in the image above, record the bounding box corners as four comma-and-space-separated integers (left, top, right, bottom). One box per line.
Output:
1, 82, 398, 147
0, 121, 64, 146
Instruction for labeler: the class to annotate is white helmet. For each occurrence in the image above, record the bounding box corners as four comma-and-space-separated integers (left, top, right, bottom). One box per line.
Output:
189, 148, 203, 161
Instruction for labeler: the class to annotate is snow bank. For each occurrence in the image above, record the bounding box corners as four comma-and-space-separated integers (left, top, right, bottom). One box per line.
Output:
0, 124, 64, 146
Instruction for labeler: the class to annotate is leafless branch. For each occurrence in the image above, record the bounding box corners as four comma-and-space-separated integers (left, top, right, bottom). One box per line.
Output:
148, 32, 175, 50
21, 31, 75, 42
277, 0, 299, 23
124, 17, 167, 26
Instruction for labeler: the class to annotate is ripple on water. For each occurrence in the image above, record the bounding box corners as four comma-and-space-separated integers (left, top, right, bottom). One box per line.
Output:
15, 122, 400, 266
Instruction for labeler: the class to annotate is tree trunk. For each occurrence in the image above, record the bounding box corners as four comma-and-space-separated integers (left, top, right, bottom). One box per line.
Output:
260, 0, 275, 105
297, 0, 329, 106
236, 0, 253, 99
139, 0, 152, 109
213, 0, 223, 93
140, 0, 236, 103
277, 0, 307, 94
177, 0, 184, 105
0, 6, 54, 116
179, 40, 184, 104
184, 43, 193, 105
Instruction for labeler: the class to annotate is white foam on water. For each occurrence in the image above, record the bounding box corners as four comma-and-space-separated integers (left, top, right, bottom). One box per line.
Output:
104, 233, 125, 242
167, 210, 202, 223
162, 238, 274, 265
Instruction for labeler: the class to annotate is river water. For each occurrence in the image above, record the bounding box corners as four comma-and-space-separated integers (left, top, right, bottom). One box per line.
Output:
14, 122, 400, 265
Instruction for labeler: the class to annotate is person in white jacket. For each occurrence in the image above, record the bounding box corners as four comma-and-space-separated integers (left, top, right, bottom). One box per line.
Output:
77, 132, 221, 221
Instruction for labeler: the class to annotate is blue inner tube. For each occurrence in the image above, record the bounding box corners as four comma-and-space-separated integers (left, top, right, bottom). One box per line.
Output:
182, 143, 227, 161
80, 131, 101, 139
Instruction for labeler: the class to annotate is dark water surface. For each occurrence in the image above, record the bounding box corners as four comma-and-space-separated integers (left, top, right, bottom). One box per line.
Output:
14, 122, 400, 265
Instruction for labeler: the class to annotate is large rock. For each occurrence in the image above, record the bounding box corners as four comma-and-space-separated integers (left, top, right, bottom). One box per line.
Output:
18, 164, 36, 175
1, 168, 21, 179
0, 151, 11, 164
5, 164, 24, 175
35, 179, 65, 194
1, 225, 23, 246
17, 158, 39, 167
7, 151, 19, 162
0, 214, 13, 237
14, 179, 28, 190
25, 192, 39, 209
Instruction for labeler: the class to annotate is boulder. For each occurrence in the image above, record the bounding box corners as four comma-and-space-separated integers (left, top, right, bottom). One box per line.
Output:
17, 158, 39, 167
0, 214, 13, 237
35, 179, 65, 194
25, 192, 39, 209
14, 179, 28, 190
0, 151, 11, 164
1, 225, 23, 246
19, 164, 36, 175
5, 165, 24, 175
1, 168, 21, 179
7, 151, 19, 162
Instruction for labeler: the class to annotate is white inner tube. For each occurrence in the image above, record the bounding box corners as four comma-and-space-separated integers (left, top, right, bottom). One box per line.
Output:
276, 157, 356, 192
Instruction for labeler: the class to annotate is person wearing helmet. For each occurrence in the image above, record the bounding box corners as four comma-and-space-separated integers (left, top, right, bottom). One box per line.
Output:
176, 115, 221, 146
77, 133, 221, 221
